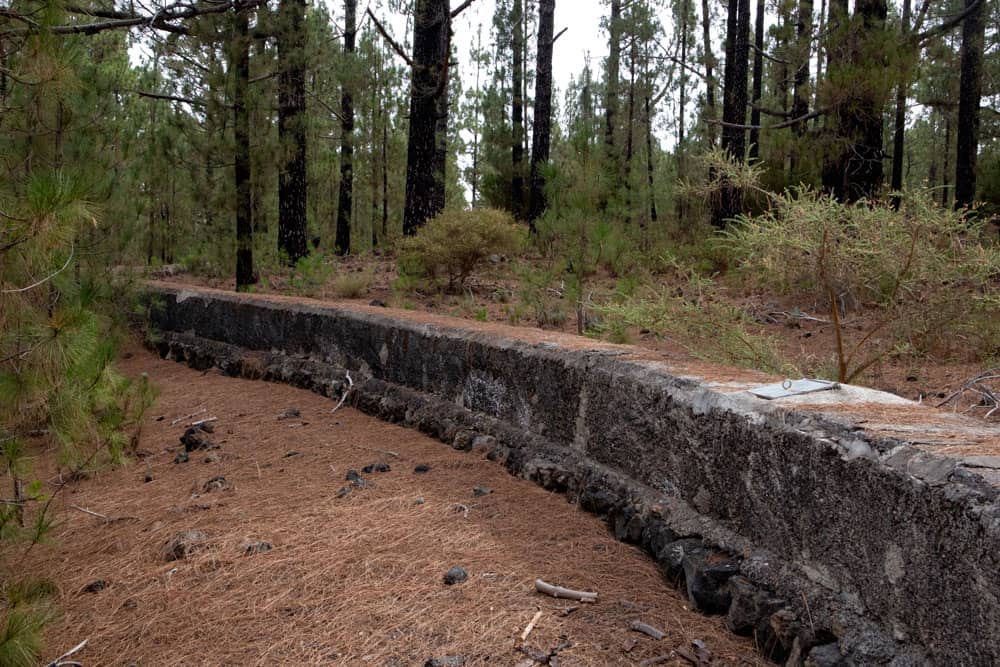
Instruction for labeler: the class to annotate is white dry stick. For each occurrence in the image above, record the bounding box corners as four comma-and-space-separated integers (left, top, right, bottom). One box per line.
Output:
172, 407, 206, 425
46, 638, 88, 667
330, 371, 354, 414
70, 505, 139, 524
520, 610, 543, 641
534, 579, 598, 603
188, 417, 218, 427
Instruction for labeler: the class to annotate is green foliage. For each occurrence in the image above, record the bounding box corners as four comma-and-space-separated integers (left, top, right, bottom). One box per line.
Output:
399, 209, 524, 291
725, 189, 1000, 380
289, 252, 335, 296
0, 578, 58, 667
330, 270, 373, 299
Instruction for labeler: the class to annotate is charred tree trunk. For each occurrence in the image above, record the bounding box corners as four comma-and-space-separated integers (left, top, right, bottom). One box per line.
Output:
624, 35, 637, 220
511, 0, 526, 219
528, 0, 555, 228
403, 0, 450, 235
715, 0, 751, 226
336, 0, 356, 255
676, 0, 689, 222
749, 0, 764, 159
604, 0, 623, 199
277, 0, 308, 264
789, 0, 813, 175
941, 113, 951, 207
890, 0, 911, 206
644, 61, 658, 226
700, 0, 717, 145
954, 0, 984, 209
232, 2, 256, 289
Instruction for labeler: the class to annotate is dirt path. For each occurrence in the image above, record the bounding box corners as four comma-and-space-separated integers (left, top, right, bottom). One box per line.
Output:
16, 347, 763, 666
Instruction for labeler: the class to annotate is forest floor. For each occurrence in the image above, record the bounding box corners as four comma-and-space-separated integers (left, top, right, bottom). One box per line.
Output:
11, 346, 764, 666
163, 254, 1000, 425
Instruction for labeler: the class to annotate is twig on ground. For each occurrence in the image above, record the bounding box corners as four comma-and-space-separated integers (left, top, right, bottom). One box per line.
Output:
45, 638, 88, 667
452, 503, 470, 518
629, 619, 665, 640
330, 372, 353, 414
520, 610, 543, 641
534, 579, 598, 602
172, 407, 206, 425
189, 416, 217, 427
71, 505, 140, 524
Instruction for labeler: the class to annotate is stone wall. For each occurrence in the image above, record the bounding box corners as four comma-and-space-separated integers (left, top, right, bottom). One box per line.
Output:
145, 283, 1000, 666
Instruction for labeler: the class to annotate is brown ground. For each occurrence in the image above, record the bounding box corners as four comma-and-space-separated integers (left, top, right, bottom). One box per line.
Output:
9, 347, 763, 666
163, 253, 998, 425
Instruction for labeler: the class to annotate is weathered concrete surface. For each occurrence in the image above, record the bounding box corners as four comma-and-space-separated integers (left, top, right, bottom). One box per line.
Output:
144, 282, 1000, 666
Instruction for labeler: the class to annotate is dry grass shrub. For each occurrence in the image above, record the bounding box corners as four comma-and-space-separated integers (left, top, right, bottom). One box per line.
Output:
725, 190, 1000, 381
399, 209, 524, 292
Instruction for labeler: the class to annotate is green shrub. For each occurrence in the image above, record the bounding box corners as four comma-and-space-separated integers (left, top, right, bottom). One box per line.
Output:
399, 208, 524, 291
725, 189, 1000, 381
330, 270, 372, 299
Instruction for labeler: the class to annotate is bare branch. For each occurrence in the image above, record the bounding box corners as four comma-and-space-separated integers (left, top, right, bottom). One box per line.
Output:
364, 7, 413, 67
707, 108, 826, 131
450, 0, 479, 19
131, 89, 208, 107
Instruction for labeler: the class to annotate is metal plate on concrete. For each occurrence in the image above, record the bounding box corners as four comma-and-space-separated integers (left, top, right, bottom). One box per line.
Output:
748, 378, 838, 400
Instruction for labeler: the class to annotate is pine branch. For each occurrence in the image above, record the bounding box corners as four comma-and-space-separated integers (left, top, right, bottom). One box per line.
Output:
364, 8, 413, 68
912, 0, 983, 45
707, 108, 826, 131
131, 89, 209, 108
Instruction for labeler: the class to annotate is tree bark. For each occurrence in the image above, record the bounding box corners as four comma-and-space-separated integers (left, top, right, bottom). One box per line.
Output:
890, 0, 911, 206
528, 0, 555, 227
789, 0, 813, 174
336, 0, 356, 255
953, 0, 984, 209
277, 0, 308, 264
748, 0, 764, 159
403, 0, 450, 235
232, 1, 255, 289
715, 0, 750, 226
511, 0, 526, 219
604, 0, 623, 195
700, 0, 717, 145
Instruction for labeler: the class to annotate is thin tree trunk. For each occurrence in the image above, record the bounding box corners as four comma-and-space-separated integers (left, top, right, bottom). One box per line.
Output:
749, 0, 764, 159
700, 0, 717, 145
954, 0, 984, 209
277, 0, 308, 264
604, 0, 623, 192
676, 0, 689, 222
336, 0, 356, 255
644, 65, 658, 226
624, 36, 637, 221
528, 0, 555, 227
715, 0, 750, 226
890, 0, 911, 206
402, 0, 450, 235
814, 0, 826, 109
232, 1, 255, 289
789, 0, 813, 174
941, 113, 951, 207
511, 0, 526, 219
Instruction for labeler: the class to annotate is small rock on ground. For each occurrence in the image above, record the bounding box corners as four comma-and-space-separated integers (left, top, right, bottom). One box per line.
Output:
414, 464, 431, 474
472, 485, 492, 497
181, 426, 215, 452
424, 657, 465, 667
243, 541, 273, 556
362, 462, 391, 474
173, 451, 189, 464
160, 530, 209, 562
82, 580, 108, 593
443, 566, 468, 585
202, 476, 231, 493
277, 407, 301, 420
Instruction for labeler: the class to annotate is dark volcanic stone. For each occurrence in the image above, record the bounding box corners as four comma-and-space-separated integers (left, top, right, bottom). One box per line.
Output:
173, 451, 189, 464
181, 426, 214, 452
805, 643, 848, 667
244, 541, 273, 556
443, 566, 468, 585
362, 462, 392, 474
424, 657, 465, 667
725, 576, 788, 660
414, 464, 431, 474
202, 476, 230, 493
161, 530, 209, 562
82, 579, 108, 593
472, 485, 492, 497
144, 474, 154, 483
664, 540, 740, 614
345, 470, 366, 487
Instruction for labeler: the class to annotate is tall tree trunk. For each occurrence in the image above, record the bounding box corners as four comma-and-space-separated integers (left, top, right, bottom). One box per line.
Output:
644, 58, 658, 226
604, 0, 623, 195
749, 0, 764, 159
336, 0, 356, 255
890, 0, 911, 205
624, 36, 637, 220
403, 0, 450, 235
676, 0, 689, 222
822, 0, 887, 202
700, 0, 717, 145
528, 0, 555, 227
715, 0, 751, 226
814, 0, 826, 109
941, 113, 951, 207
954, 0, 984, 209
277, 0, 308, 264
511, 0, 526, 219
789, 0, 813, 175
232, 2, 255, 289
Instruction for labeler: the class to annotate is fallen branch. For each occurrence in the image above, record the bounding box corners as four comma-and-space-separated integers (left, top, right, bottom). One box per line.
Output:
71, 505, 140, 524
330, 372, 353, 415
520, 610, 543, 641
629, 619, 665, 640
189, 417, 218, 427
171, 407, 206, 425
45, 638, 88, 667
534, 579, 598, 602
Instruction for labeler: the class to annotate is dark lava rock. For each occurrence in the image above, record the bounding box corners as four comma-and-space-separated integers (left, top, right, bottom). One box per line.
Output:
345, 470, 367, 487
160, 530, 209, 562
335, 485, 353, 498
277, 407, 301, 420
725, 576, 788, 661
202, 476, 231, 493
173, 451, 189, 464
369, 299, 388, 308
443, 566, 468, 585
82, 579, 108, 593
181, 426, 214, 452
472, 485, 492, 497
144, 474, 154, 483
284, 450, 302, 458
244, 541, 273, 556
362, 462, 391, 474
198, 421, 215, 433
805, 643, 848, 667
424, 657, 465, 667
663, 540, 740, 614
414, 464, 431, 474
